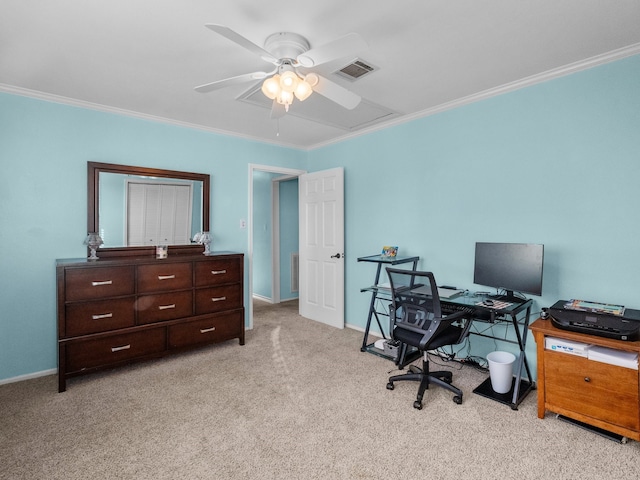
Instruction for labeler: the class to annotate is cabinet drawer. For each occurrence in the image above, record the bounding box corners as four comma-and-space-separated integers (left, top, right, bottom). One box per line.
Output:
65, 266, 135, 301
195, 285, 242, 314
137, 262, 192, 293
545, 351, 639, 430
65, 328, 166, 373
194, 258, 242, 287
168, 311, 243, 349
137, 290, 193, 324
65, 298, 135, 337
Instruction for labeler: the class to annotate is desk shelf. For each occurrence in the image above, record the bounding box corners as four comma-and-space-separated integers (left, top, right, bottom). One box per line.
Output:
357, 255, 419, 362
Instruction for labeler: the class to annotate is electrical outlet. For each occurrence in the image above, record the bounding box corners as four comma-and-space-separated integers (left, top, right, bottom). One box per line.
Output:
239, 219, 246, 229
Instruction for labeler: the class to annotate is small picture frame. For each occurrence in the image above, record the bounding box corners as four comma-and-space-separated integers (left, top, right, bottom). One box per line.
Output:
381, 246, 398, 257
156, 245, 168, 259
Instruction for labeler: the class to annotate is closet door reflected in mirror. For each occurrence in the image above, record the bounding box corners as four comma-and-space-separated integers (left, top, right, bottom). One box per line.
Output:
126, 180, 193, 246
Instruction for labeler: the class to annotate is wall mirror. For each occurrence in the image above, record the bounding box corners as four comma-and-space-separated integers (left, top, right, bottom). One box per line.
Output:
88, 162, 210, 257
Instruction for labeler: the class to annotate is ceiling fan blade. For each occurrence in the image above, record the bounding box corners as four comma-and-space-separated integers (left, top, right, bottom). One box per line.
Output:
270, 100, 286, 119
297, 33, 367, 67
310, 74, 361, 110
194, 71, 270, 93
205, 24, 279, 64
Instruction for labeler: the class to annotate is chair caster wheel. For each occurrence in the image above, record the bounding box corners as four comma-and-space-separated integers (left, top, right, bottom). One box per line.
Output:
386, 382, 394, 390
453, 395, 463, 404
413, 400, 423, 410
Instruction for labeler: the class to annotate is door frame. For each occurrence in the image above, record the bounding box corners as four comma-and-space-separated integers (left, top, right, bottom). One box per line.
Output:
248, 164, 306, 330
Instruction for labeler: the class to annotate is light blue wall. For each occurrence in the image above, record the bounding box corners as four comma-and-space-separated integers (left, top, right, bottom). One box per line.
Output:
0, 93, 304, 381
2, 54, 639, 382
252, 170, 279, 298
279, 178, 299, 301
308, 55, 640, 365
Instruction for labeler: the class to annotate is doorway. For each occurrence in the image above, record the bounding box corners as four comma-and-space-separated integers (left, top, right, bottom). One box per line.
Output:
248, 164, 305, 330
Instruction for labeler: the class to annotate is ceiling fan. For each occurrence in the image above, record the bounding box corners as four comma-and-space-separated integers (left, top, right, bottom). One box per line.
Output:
194, 25, 367, 118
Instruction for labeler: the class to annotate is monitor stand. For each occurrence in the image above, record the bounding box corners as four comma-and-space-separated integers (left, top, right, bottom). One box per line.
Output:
491, 290, 525, 304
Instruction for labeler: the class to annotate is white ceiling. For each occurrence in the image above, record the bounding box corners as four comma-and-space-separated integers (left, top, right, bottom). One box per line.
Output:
2, 0, 640, 149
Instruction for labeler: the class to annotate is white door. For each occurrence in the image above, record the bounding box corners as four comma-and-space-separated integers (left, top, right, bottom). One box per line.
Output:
299, 167, 345, 328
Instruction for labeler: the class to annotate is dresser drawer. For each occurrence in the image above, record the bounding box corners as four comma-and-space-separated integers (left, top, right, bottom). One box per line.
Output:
65, 266, 135, 301
137, 290, 193, 324
65, 328, 166, 373
194, 257, 242, 287
168, 310, 243, 349
545, 350, 639, 430
137, 262, 192, 293
194, 284, 242, 314
65, 298, 135, 337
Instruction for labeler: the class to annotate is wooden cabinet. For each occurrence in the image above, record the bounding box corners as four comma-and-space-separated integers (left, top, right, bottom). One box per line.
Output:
57, 252, 244, 392
529, 319, 640, 441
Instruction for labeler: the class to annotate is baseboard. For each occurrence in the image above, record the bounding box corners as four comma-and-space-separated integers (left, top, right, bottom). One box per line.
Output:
345, 322, 383, 338
278, 297, 299, 303
0, 368, 57, 386
252, 294, 273, 303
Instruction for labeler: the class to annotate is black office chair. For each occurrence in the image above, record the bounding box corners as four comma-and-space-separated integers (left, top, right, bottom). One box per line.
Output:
385, 268, 472, 409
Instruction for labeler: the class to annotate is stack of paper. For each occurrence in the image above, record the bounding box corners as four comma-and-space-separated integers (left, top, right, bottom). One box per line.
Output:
588, 346, 638, 370
545, 337, 591, 357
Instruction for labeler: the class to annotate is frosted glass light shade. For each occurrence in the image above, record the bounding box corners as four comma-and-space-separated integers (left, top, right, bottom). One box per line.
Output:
261, 75, 281, 100
279, 70, 299, 93
294, 80, 313, 101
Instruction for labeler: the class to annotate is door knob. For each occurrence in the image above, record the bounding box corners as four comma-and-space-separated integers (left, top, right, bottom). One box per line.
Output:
331, 253, 342, 259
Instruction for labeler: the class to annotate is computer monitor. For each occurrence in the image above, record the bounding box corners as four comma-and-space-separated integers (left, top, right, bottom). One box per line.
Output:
473, 242, 544, 301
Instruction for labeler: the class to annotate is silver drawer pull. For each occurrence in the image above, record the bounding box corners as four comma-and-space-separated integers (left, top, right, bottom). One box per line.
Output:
211, 269, 227, 275
92, 313, 113, 320
200, 327, 216, 334
158, 304, 176, 310
157, 274, 176, 280
91, 280, 113, 286
211, 296, 227, 302
111, 344, 131, 353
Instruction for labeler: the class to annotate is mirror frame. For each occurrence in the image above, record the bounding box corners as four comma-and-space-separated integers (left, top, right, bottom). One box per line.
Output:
88, 161, 210, 258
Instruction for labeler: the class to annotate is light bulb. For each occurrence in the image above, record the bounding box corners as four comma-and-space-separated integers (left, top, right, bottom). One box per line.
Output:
294, 79, 313, 101
261, 75, 281, 100
279, 71, 299, 93
277, 90, 294, 111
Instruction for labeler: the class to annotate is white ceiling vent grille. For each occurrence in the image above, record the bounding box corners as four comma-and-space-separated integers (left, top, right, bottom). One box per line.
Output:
334, 59, 377, 81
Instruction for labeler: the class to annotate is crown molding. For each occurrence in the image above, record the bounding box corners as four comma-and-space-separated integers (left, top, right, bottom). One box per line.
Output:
2, 43, 639, 152
0, 83, 302, 149
307, 44, 640, 151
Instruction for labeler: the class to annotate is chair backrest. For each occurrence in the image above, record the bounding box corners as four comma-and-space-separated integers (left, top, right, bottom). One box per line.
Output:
386, 268, 442, 319
385, 268, 466, 348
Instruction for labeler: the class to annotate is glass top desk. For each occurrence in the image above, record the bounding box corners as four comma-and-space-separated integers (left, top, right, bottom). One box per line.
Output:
431, 290, 534, 409
358, 254, 535, 409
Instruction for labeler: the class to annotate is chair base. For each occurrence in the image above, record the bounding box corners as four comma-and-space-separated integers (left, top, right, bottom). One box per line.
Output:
387, 358, 463, 409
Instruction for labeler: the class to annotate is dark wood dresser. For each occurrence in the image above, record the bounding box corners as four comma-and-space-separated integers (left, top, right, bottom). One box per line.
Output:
56, 252, 244, 392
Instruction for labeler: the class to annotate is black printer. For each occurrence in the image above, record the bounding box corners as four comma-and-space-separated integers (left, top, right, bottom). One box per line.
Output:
549, 300, 640, 341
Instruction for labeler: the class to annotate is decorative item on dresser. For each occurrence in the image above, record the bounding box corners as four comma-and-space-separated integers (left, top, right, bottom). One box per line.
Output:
56, 252, 244, 392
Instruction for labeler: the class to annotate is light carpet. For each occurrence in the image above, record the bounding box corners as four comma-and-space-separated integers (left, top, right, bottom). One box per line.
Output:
1, 300, 639, 479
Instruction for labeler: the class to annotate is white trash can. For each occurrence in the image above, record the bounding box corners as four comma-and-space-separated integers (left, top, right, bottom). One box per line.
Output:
486, 351, 516, 394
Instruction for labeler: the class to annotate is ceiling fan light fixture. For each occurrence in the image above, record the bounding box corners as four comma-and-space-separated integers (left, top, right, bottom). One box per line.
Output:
277, 90, 294, 111
279, 70, 299, 93
294, 79, 313, 101
261, 74, 281, 100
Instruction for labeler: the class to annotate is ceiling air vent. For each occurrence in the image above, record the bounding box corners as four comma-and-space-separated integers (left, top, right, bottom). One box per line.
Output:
334, 59, 377, 81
